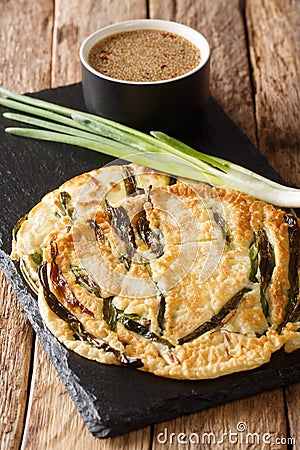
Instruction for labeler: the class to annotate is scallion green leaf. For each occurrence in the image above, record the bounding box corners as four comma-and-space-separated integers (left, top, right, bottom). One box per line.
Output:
1, 87, 300, 207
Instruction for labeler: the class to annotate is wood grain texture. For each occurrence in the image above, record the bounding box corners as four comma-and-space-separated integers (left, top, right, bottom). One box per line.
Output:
0, 0, 54, 92
0, 271, 33, 450
245, 2, 300, 445
1, 0, 299, 448
246, 0, 300, 187
20, 1, 153, 448
20, 341, 151, 450
51, 0, 147, 87
153, 391, 288, 450
149, 0, 289, 448
0, 1, 54, 449
285, 384, 300, 445
150, 0, 257, 143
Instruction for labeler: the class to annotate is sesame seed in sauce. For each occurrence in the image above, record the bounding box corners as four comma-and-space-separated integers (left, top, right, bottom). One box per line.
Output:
88, 29, 201, 82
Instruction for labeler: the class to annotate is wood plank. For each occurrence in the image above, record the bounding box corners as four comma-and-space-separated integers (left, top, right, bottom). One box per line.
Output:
149, 0, 288, 448
2, 1, 298, 449
153, 391, 288, 450
246, 0, 300, 188
21, 1, 153, 447
0, 0, 53, 93
0, 272, 33, 450
285, 384, 300, 446
20, 341, 151, 450
150, 0, 257, 143
246, 0, 300, 446
0, 1, 54, 448
51, 0, 147, 87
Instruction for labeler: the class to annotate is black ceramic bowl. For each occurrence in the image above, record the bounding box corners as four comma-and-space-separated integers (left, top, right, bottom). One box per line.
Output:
80, 19, 210, 131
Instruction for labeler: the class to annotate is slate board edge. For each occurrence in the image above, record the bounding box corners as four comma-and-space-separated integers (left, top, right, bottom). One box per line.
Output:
1, 83, 300, 439
0, 250, 110, 437
2, 243, 300, 439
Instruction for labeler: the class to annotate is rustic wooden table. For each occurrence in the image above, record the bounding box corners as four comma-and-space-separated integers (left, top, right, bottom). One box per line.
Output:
1, 1, 299, 449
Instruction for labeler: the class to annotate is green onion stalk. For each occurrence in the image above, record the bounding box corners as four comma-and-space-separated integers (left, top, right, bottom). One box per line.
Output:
1, 87, 300, 207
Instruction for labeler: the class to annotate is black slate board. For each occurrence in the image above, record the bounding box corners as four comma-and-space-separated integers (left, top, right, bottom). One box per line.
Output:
0, 83, 299, 439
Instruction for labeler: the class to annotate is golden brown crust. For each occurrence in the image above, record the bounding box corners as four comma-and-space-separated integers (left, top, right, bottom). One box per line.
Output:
263, 205, 290, 326
11, 164, 300, 380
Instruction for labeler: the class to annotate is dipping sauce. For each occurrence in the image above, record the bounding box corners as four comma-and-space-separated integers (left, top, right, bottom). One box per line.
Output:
88, 29, 201, 82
